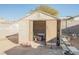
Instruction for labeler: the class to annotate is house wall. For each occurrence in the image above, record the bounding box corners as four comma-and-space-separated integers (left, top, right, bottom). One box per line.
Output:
61, 20, 79, 29
0, 23, 18, 39
46, 20, 57, 43
6, 23, 18, 36
0, 24, 9, 38
61, 20, 79, 35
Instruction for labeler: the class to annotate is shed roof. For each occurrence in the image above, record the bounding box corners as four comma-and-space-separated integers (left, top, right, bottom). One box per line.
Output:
19, 10, 58, 22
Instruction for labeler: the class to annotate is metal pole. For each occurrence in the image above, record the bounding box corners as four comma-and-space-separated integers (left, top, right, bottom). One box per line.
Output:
56, 19, 61, 46
66, 19, 67, 35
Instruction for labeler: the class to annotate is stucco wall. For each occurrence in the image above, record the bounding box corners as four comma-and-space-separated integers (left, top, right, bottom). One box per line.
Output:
61, 20, 79, 35
6, 23, 18, 36
0, 25, 8, 38
0, 23, 18, 39
61, 20, 79, 29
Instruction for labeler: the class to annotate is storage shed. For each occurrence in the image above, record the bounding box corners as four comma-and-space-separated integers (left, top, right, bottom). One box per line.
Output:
18, 7, 61, 47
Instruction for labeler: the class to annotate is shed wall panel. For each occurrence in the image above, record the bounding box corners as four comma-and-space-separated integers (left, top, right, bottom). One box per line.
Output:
46, 20, 57, 42
19, 20, 30, 45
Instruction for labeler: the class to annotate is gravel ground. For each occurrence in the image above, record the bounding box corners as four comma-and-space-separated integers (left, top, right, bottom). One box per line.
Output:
0, 37, 63, 55
69, 38, 79, 50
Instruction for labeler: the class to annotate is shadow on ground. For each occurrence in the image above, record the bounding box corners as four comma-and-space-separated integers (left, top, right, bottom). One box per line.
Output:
6, 33, 18, 44
4, 45, 63, 55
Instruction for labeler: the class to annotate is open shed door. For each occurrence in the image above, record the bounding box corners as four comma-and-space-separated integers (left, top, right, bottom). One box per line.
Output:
46, 20, 57, 43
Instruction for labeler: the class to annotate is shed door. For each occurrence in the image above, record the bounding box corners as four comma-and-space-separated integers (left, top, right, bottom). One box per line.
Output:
46, 20, 57, 43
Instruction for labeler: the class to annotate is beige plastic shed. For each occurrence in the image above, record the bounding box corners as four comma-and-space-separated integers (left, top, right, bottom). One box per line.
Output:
18, 10, 61, 47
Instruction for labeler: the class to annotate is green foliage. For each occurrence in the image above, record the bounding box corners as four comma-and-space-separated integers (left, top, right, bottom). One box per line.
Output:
37, 5, 58, 16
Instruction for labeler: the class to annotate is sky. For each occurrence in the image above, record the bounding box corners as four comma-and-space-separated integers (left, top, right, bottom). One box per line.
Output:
0, 4, 79, 21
